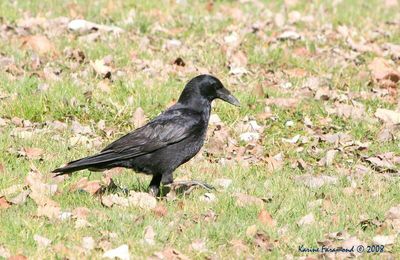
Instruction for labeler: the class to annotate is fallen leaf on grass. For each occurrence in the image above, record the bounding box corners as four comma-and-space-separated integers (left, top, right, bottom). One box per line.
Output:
294, 174, 338, 189
277, 30, 301, 40
72, 207, 91, 220
18, 147, 44, 160
91, 59, 112, 78
363, 155, 395, 172
75, 218, 92, 229
339, 237, 366, 257
386, 205, 400, 220
152, 204, 167, 217
0, 245, 10, 258
234, 192, 264, 207
82, 236, 95, 251
37, 204, 61, 219
26, 170, 58, 206
258, 209, 276, 227
102, 192, 157, 209
8, 254, 28, 260
368, 58, 400, 86
128, 191, 157, 209
102, 194, 129, 207
7, 189, 31, 205
327, 231, 350, 240
190, 239, 207, 253
372, 235, 396, 245
246, 225, 258, 237
253, 232, 274, 251
70, 177, 102, 195
0, 197, 11, 209
199, 193, 216, 203
152, 247, 189, 260
229, 239, 249, 256
375, 109, 400, 125
265, 98, 299, 109
103, 244, 130, 260
298, 213, 315, 226
33, 234, 51, 248
329, 102, 365, 120
318, 149, 338, 166
131, 107, 147, 128
143, 226, 156, 245
68, 19, 124, 34
21, 35, 55, 54
213, 178, 232, 189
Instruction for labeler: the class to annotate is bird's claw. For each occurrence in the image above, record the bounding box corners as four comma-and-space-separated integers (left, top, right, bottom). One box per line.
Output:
148, 186, 160, 197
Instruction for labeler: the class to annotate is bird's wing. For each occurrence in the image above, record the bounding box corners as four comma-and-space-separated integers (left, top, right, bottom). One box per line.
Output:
100, 108, 203, 159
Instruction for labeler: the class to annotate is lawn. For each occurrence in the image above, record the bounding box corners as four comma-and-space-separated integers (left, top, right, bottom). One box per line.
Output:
1, 0, 400, 258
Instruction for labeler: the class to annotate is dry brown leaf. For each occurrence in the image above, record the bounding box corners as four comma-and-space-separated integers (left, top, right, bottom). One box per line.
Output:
8, 255, 28, 260
152, 247, 190, 260
152, 204, 168, 217
128, 191, 157, 209
190, 239, 207, 253
368, 58, 400, 86
265, 156, 283, 172
37, 204, 61, 219
234, 192, 264, 207
82, 236, 95, 251
21, 35, 55, 54
258, 209, 276, 227
253, 232, 274, 251
364, 156, 394, 171
102, 244, 130, 260
375, 108, 400, 125
386, 205, 400, 220
18, 147, 44, 160
0, 245, 10, 258
252, 84, 265, 98
298, 213, 315, 226
318, 149, 338, 166
331, 103, 365, 120
294, 174, 338, 189
91, 59, 112, 78
26, 170, 58, 206
143, 226, 156, 245
372, 235, 396, 245
265, 98, 299, 109
7, 190, 30, 205
72, 207, 90, 219
101, 194, 128, 207
0, 197, 11, 209
71, 177, 102, 195
132, 107, 147, 128
33, 234, 52, 248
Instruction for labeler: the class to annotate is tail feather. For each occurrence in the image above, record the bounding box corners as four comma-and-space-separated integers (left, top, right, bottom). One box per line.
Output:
52, 151, 120, 176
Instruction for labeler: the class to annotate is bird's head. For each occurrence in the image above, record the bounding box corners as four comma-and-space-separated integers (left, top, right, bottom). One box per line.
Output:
178, 74, 240, 107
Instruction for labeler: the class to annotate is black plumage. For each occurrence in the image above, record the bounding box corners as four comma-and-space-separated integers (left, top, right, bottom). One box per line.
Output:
52, 74, 240, 195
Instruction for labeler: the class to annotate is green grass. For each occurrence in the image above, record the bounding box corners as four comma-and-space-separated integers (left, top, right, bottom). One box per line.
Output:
1, 0, 400, 258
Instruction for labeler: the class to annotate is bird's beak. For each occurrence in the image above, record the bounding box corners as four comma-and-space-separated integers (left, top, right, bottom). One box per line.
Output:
217, 88, 240, 107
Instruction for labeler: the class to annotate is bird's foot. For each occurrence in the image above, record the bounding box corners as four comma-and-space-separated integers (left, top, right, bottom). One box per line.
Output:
167, 180, 215, 195
148, 185, 160, 197
102, 178, 129, 195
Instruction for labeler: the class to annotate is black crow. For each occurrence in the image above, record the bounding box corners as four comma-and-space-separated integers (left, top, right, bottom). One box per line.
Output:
53, 74, 240, 196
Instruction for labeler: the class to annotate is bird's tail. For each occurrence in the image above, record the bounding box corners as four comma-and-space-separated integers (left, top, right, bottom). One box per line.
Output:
52, 151, 118, 176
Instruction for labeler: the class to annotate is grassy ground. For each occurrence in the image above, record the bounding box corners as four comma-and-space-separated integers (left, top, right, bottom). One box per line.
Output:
1, 0, 400, 258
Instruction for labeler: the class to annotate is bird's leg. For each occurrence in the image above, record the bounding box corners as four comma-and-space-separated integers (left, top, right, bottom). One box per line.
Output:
148, 175, 162, 197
